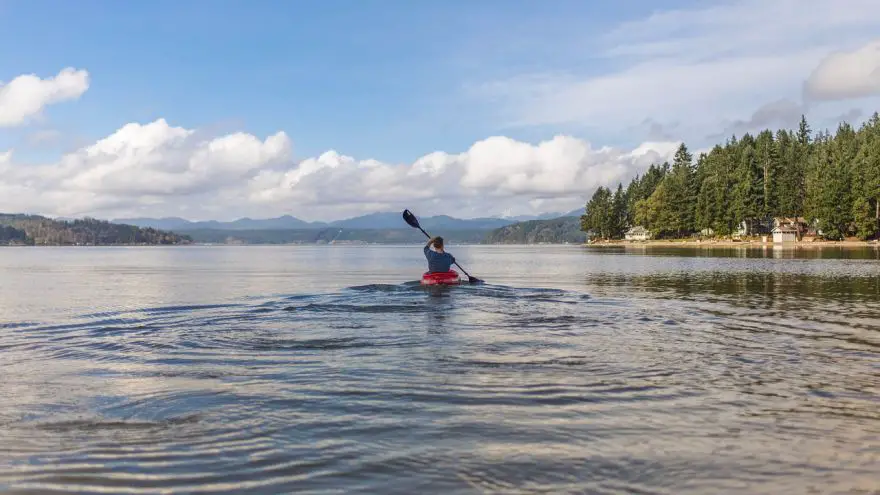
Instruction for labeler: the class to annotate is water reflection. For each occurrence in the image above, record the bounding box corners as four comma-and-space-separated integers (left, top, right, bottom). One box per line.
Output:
587, 244, 880, 260
0, 246, 878, 494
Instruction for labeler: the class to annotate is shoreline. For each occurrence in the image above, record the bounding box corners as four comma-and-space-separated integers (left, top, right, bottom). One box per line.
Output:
585, 239, 880, 248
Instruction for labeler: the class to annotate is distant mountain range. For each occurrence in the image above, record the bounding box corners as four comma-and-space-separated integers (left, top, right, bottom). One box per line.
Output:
113, 209, 584, 232
173, 212, 587, 245
112, 215, 318, 231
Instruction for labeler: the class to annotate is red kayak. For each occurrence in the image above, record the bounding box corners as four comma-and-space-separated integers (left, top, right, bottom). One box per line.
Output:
420, 270, 461, 286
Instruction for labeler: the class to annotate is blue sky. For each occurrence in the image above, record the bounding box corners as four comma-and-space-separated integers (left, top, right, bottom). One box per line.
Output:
1, 0, 879, 221
0, 0, 697, 161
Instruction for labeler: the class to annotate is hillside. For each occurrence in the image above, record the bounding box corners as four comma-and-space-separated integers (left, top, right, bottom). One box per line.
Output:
113, 211, 521, 231
114, 215, 327, 230
482, 216, 587, 244
0, 214, 191, 246
179, 227, 490, 245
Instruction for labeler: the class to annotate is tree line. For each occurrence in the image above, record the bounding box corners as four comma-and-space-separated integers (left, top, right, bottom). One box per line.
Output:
0, 214, 192, 246
581, 113, 880, 241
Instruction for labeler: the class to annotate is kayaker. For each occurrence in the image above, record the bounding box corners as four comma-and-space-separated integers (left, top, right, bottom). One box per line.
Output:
424, 236, 455, 273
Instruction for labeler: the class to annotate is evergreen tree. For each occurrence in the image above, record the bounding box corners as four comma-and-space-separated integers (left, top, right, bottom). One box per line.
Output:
796, 115, 812, 146
577, 111, 877, 243
775, 129, 802, 218
853, 197, 875, 240
853, 112, 880, 239
731, 136, 764, 234
694, 145, 734, 235
624, 177, 641, 227
755, 129, 780, 217
805, 129, 854, 240
672, 142, 696, 233
611, 183, 627, 238
581, 187, 614, 239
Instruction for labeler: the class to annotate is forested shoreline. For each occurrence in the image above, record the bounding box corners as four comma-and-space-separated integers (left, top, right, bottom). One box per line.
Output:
581, 113, 880, 241
0, 214, 191, 246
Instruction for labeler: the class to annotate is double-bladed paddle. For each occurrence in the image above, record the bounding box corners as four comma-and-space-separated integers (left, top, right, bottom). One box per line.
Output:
402, 209, 483, 284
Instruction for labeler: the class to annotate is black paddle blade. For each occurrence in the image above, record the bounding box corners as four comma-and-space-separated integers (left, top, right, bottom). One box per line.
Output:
466, 275, 484, 284
402, 209, 420, 229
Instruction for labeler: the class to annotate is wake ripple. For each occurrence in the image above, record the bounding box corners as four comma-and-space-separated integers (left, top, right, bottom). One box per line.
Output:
1, 281, 878, 494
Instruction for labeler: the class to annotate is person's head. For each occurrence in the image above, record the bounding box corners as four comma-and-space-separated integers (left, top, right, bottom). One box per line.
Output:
432, 236, 444, 250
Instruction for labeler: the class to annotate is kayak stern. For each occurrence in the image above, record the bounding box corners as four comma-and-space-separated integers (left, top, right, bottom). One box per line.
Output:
420, 270, 461, 286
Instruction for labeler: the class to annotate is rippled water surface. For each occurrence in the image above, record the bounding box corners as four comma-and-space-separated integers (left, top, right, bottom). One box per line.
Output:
1, 245, 878, 494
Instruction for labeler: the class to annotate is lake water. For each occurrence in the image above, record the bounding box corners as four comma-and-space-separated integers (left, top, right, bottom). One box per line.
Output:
1, 245, 878, 494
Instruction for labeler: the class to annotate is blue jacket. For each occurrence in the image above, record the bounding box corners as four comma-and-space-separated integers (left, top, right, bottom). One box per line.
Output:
424, 245, 455, 273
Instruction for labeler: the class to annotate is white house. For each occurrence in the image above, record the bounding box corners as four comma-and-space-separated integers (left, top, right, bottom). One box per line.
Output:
772, 226, 797, 243
625, 226, 652, 241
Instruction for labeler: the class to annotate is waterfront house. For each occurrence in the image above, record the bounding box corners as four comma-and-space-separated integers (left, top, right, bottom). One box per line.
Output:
772, 225, 798, 243
625, 226, 652, 241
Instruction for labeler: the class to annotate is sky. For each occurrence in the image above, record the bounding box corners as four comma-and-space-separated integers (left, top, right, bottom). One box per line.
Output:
1, 0, 879, 222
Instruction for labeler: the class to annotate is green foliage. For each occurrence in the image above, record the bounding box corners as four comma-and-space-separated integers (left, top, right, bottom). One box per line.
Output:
580, 186, 614, 239
577, 112, 880, 241
0, 214, 191, 246
853, 197, 875, 240
611, 184, 627, 239
0, 225, 29, 244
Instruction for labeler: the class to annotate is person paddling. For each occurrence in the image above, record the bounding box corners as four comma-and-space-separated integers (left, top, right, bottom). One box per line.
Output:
424, 236, 455, 273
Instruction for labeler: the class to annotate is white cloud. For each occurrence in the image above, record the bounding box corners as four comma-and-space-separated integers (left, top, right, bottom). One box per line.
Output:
54, 119, 291, 196
475, 0, 880, 143
248, 134, 678, 220
0, 68, 90, 127
804, 39, 880, 101
0, 118, 678, 221
0, 118, 292, 218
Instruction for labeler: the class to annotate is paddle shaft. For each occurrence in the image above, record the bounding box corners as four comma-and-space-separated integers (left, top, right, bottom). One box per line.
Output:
418, 227, 474, 280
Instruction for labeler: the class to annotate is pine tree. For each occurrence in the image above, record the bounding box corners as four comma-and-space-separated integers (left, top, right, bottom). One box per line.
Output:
774, 129, 801, 218
853, 197, 875, 240
581, 187, 614, 239
624, 177, 641, 227
853, 112, 880, 239
755, 129, 780, 218
611, 183, 627, 238
805, 128, 854, 240
796, 115, 812, 146
731, 135, 764, 234
644, 180, 673, 236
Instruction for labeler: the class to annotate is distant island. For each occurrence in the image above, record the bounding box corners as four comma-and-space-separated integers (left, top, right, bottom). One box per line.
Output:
0, 214, 191, 246
581, 114, 880, 243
